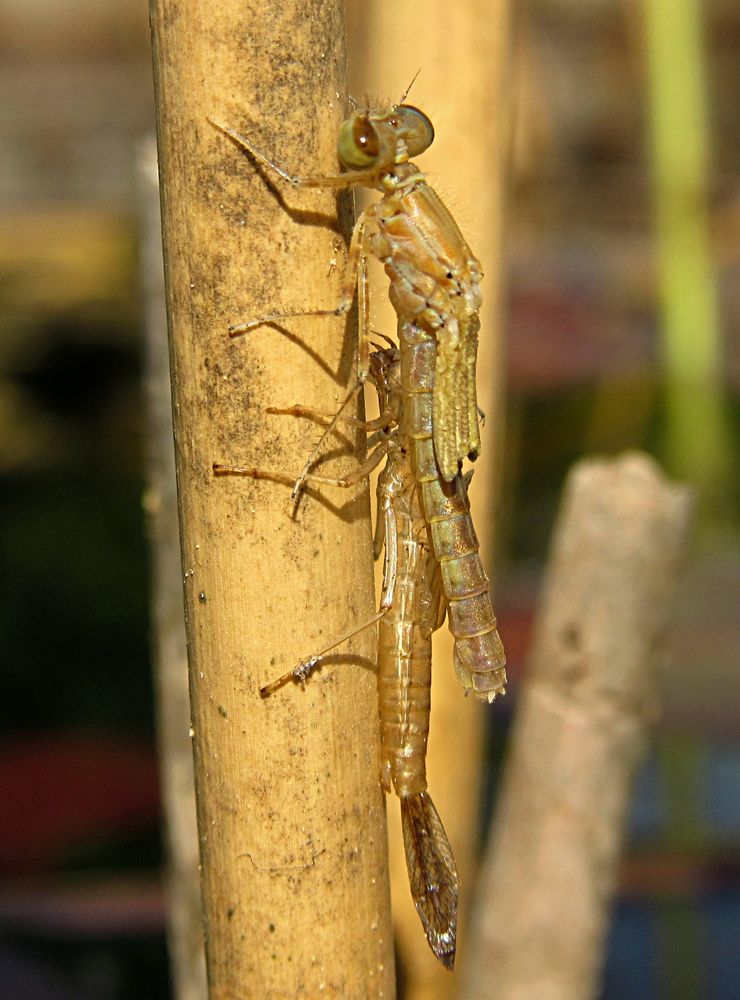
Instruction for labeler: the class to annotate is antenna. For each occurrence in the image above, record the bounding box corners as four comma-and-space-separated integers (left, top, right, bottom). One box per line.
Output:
398, 68, 422, 105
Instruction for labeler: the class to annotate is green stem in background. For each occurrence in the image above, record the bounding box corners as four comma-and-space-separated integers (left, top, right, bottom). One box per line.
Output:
644, 0, 734, 525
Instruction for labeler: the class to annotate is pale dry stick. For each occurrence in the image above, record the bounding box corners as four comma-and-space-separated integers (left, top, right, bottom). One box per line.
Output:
215, 346, 461, 968
150, 2, 394, 994
462, 453, 693, 1000
211, 96, 485, 487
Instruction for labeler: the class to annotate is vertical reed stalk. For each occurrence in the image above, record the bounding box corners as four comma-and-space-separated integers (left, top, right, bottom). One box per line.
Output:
644, 0, 732, 519
150, 2, 395, 995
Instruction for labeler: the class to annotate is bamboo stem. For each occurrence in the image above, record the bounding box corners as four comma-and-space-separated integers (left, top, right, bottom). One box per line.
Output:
462, 452, 693, 1000
150, 3, 395, 996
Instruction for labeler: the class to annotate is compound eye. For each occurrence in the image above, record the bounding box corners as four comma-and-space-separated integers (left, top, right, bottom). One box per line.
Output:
394, 105, 434, 157
338, 115, 380, 169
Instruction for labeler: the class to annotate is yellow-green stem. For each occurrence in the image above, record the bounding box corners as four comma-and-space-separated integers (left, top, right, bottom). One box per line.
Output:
644, 0, 733, 521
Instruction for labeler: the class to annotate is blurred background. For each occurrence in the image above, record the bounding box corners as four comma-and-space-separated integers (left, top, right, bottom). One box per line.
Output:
0, 0, 737, 998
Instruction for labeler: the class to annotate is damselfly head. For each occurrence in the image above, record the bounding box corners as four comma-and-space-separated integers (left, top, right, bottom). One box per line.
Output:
337, 104, 434, 171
